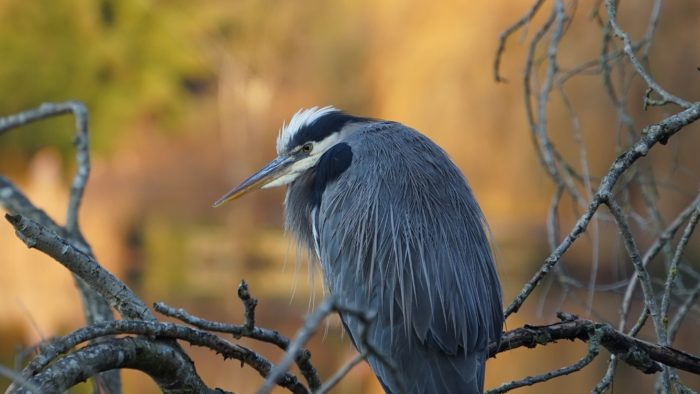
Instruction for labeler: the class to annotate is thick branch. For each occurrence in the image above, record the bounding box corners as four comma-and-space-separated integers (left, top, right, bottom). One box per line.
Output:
5, 214, 153, 321
489, 317, 700, 375
488, 329, 603, 394
20, 320, 307, 394
8, 338, 225, 394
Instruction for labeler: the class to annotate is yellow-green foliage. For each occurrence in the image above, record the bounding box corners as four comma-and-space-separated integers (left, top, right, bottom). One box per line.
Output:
0, 0, 210, 154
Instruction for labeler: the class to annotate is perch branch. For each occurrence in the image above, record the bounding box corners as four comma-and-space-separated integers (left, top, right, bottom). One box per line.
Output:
154, 280, 321, 391
8, 337, 226, 394
489, 316, 700, 375
488, 328, 604, 393
18, 320, 306, 394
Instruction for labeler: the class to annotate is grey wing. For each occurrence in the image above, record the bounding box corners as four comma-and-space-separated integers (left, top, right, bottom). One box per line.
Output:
317, 123, 503, 393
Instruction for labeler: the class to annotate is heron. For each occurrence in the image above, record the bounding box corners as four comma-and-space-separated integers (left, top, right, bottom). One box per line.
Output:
214, 107, 503, 393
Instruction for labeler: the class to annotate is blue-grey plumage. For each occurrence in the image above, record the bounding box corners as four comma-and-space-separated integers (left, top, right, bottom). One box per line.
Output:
214, 107, 503, 393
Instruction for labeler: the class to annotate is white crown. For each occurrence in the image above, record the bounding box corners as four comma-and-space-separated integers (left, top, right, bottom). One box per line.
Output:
276, 106, 338, 154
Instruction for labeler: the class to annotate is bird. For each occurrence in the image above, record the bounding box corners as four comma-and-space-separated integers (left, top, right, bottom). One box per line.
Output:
214, 106, 503, 393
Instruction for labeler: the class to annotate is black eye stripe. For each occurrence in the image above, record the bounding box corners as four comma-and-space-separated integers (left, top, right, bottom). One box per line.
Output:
287, 111, 370, 152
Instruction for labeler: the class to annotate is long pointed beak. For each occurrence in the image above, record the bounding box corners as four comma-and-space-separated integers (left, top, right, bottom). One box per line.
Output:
213, 155, 293, 207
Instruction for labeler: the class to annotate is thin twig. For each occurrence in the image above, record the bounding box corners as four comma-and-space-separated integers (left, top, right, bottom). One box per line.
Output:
618, 192, 700, 331
604, 0, 692, 108
605, 197, 663, 340
313, 353, 364, 394
0, 101, 90, 237
0, 365, 41, 394
669, 281, 700, 342
257, 297, 400, 394
258, 297, 337, 394
660, 206, 700, 338
494, 0, 547, 82
154, 289, 321, 390
487, 329, 604, 393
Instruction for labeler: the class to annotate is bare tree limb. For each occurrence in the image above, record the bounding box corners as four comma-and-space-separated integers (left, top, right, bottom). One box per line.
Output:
16, 320, 307, 394
5, 214, 153, 321
603, 0, 692, 108
505, 102, 700, 317
0, 101, 121, 392
154, 280, 321, 391
489, 316, 700, 375
487, 328, 604, 393
619, 191, 700, 332
493, 0, 546, 82
3, 211, 223, 393
0, 365, 40, 394
605, 197, 664, 340
313, 353, 364, 394
8, 338, 227, 394
660, 206, 700, 332
258, 297, 402, 394
258, 298, 337, 394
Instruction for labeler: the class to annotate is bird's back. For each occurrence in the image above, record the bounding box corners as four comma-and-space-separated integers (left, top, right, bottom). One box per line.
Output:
287, 121, 503, 393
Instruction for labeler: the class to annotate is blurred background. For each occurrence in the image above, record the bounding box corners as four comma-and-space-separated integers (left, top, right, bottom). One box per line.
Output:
1, 0, 699, 392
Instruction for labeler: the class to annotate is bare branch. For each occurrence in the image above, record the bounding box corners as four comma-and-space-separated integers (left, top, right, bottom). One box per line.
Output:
0, 101, 118, 392
0, 365, 41, 394
5, 214, 153, 321
494, 0, 546, 82
258, 298, 337, 394
605, 198, 663, 340
660, 207, 700, 333
154, 281, 321, 391
9, 337, 226, 394
18, 320, 307, 394
603, 0, 692, 108
313, 353, 364, 394
0, 177, 61, 232
619, 191, 700, 331
505, 102, 700, 317
0, 101, 90, 238
238, 280, 259, 332
669, 280, 700, 342
488, 328, 603, 393
257, 297, 402, 394
489, 317, 700, 375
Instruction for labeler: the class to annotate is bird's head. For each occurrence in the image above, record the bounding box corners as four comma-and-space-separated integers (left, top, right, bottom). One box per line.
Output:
213, 106, 366, 207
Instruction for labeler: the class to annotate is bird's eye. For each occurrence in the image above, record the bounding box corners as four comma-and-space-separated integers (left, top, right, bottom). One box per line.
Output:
302, 143, 313, 153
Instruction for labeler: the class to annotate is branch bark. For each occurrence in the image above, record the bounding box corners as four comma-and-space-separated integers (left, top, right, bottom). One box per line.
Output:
8, 338, 226, 394
489, 316, 700, 375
